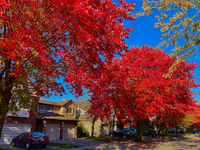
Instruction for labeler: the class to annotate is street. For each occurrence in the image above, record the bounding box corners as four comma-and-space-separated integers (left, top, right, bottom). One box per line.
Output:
0, 134, 199, 150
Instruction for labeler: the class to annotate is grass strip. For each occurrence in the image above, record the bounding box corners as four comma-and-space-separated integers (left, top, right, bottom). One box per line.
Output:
49, 142, 78, 148
83, 137, 125, 142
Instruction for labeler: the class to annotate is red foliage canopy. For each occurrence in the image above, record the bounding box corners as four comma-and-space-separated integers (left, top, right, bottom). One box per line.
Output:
0, 1, 135, 139
191, 105, 200, 128
0, 0, 135, 99
88, 46, 199, 127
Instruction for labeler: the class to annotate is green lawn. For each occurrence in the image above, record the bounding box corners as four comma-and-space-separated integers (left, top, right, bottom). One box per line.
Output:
83, 137, 125, 142
49, 142, 79, 148
0, 148, 4, 150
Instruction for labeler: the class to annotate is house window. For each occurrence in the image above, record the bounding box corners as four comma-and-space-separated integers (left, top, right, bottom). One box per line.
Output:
40, 105, 45, 111
46, 106, 52, 112
67, 108, 73, 114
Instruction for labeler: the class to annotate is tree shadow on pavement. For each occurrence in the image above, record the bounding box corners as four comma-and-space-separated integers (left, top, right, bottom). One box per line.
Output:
167, 135, 200, 150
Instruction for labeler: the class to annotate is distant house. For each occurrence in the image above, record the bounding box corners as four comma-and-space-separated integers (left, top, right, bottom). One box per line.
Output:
74, 100, 117, 137
36, 99, 78, 140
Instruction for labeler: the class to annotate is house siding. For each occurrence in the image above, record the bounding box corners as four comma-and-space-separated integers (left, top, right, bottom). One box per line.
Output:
53, 106, 60, 113
4, 112, 37, 132
63, 101, 77, 120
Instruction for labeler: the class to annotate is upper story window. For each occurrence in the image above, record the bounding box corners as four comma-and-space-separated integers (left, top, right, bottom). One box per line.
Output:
46, 106, 52, 112
67, 108, 73, 114
40, 105, 45, 111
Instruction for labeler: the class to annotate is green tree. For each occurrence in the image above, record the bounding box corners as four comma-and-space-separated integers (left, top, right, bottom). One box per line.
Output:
137, 0, 199, 60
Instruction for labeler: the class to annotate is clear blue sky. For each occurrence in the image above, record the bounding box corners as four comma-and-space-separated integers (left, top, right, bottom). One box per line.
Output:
41, 0, 200, 104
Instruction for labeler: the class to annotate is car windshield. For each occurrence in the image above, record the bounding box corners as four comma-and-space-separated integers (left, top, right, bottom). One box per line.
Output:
32, 132, 45, 137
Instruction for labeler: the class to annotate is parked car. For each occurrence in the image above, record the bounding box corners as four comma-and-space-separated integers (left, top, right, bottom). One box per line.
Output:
11, 132, 49, 150
143, 128, 156, 137
124, 128, 137, 137
169, 128, 176, 134
109, 129, 133, 139
177, 128, 185, 133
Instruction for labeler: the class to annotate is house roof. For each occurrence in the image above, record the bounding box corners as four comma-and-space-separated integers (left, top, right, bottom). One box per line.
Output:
56, 99, 70, 106
79, 114, 93, 121
74, 100, 91, 111
56, 99, 78, 108
38, 112, 78, 121
38, 112, 64, 118
39, 100, 60, 106
43, 116, 78, 121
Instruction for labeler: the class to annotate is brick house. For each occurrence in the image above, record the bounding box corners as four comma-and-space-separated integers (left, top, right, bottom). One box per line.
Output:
0, 96, 39, 145
36, 99, 78, 140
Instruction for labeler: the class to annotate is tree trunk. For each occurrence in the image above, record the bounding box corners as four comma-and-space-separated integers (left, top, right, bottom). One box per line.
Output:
157, 124, 161, 135
176, 125, 179, 136
0, 114, 7, 140
91, 120, 95, 137
0, 98, 10, 139
0, 59, 15, 139
136, 133, 142, 142
135, 120, 143, 142
112, 109, 116, 140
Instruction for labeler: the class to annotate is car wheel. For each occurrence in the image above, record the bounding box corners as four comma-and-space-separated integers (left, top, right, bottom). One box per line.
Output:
11, 141, 16, 147
123, 135, 126, 139
41, 145, 46, 149
25, 142, 30, 150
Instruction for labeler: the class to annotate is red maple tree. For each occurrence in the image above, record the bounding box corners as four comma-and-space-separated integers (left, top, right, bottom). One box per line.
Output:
0, 0, 135, 138
190, 105, 200, 128
88, 46, 199, 141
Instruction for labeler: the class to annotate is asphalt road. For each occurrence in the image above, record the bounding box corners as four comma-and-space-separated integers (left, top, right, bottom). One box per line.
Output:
0, 134, 199, 150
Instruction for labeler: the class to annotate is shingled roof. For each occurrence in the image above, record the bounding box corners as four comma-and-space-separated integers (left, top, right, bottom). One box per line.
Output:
39, 100, 60, 106
56, 99, 70, 106
79, 114, 93, 121
38, 112, 64, 118
74, 100, 91, 111
38, 112, 78, 121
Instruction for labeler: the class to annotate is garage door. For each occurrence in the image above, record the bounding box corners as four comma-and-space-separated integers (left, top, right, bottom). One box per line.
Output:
45, 123, 60, 140
0, 123, 31, 145
63, 124, 74, 139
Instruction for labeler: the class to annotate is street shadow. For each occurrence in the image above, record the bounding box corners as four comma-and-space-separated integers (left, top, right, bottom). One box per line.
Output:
168, 136, 200, 150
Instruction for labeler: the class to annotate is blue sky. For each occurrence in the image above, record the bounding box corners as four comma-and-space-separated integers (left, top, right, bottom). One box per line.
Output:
41, 0, 200, 104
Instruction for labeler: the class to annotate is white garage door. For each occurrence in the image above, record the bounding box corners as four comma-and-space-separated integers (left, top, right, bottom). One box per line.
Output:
0, 123, 31, 145
63, 124, 75, 139
45, 123, 60, 140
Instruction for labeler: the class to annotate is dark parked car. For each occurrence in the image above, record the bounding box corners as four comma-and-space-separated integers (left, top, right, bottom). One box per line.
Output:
124, 128, 137, 137
11, 132, 49, 150
143, 128, 156, 137
109, 129, 133, 139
